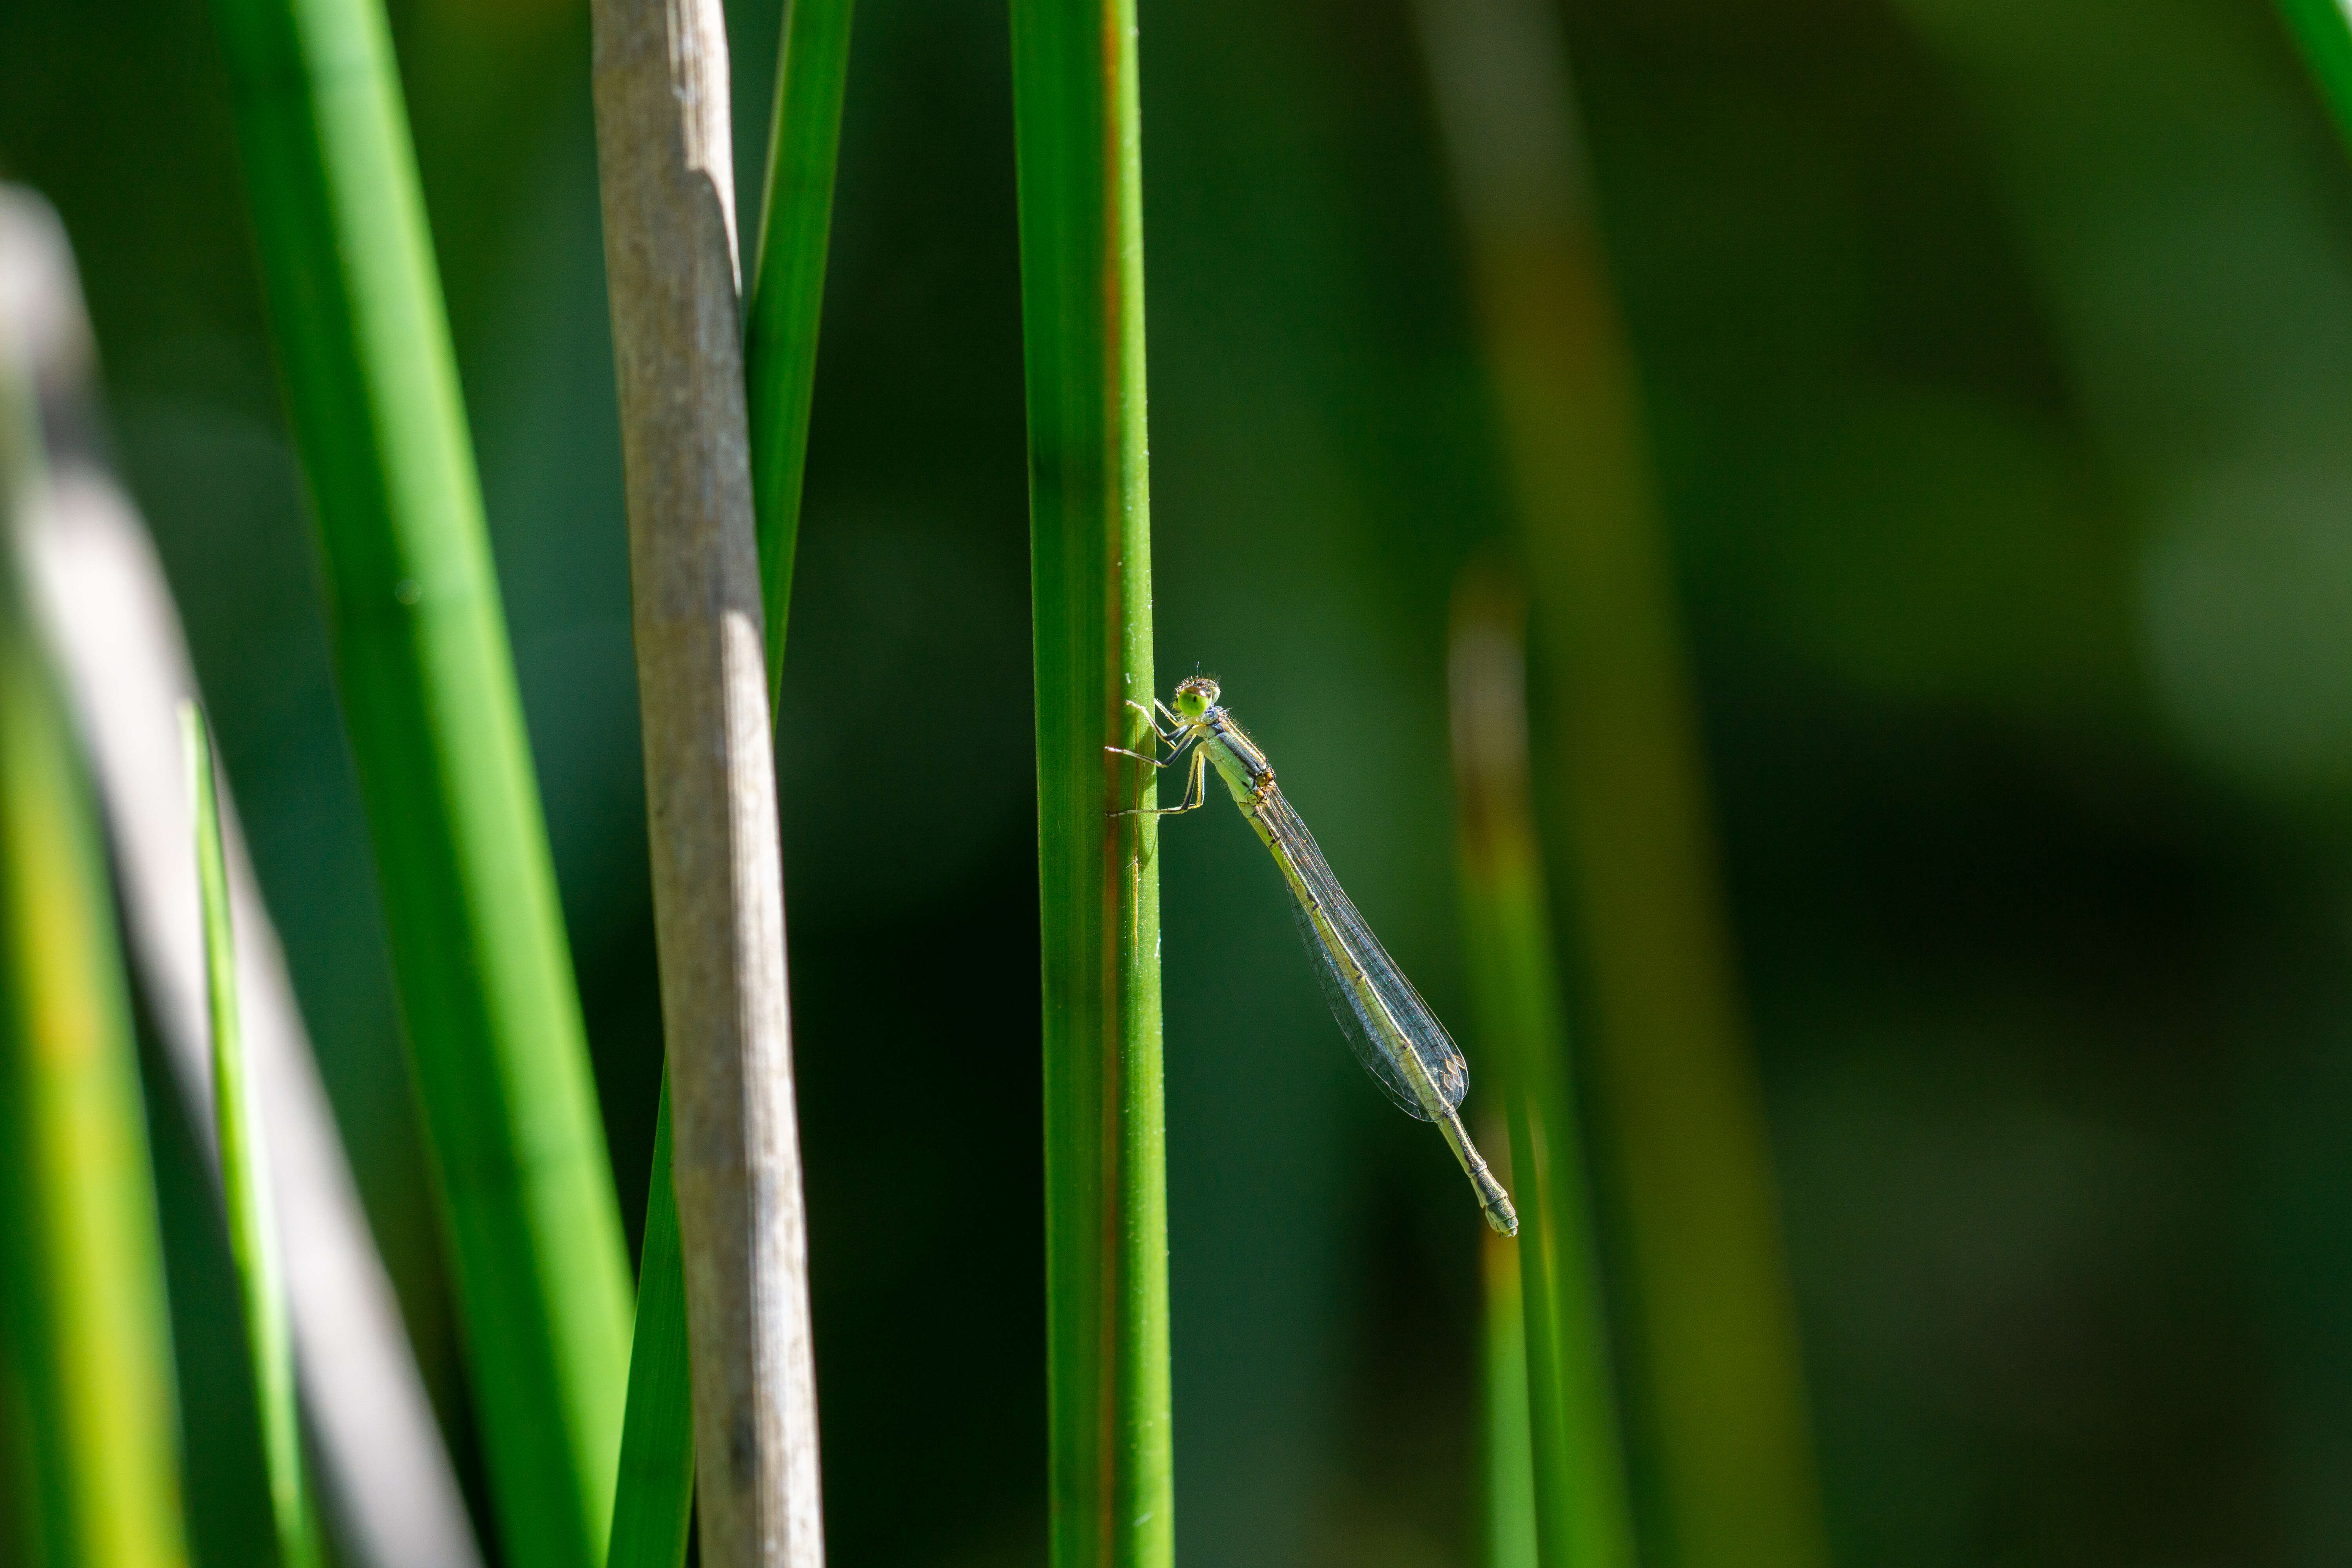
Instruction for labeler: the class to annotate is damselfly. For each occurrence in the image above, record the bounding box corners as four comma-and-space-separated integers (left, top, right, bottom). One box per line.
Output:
1113, 676, 1518, 1236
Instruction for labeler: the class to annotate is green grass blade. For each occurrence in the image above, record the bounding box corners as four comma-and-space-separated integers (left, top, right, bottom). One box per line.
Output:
183, 701, 317, 1568
1009, 0, 1171, 1561
608, 1075, 693, 1568
1481, 1229, 1540, 1568
2279, 0, 2352, 154
207, 1, 635, 1563
0, 310, 188, 1568
1451, 571, 1635, 1568
745, 0, 854, 700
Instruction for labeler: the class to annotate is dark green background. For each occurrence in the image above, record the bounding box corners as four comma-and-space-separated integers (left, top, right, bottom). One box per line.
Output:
8, 0, 2352, 1563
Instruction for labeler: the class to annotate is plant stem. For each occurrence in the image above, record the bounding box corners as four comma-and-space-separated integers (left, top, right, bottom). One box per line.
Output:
2279, 0, 2352, 155
186, 701, 319, 1568
1452, 570, 1635, 1568
0, 306, 187, 1568
745, 0, 855, 702
210, 0, 637, 1558
605, 0, 857, 1553
1009, 0, 1171, 1562
1481, 1225, 1540, 1568
589, 1, 824, 1564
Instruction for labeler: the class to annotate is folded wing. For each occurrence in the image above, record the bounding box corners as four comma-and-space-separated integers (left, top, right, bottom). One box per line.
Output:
1258, 789, 1468, 1122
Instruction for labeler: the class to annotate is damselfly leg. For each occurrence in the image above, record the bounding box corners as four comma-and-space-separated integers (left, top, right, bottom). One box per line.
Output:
1107, 738, 1208, 818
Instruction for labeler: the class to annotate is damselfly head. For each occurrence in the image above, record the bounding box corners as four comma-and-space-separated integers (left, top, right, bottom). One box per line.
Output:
1172, 676, 1220, 719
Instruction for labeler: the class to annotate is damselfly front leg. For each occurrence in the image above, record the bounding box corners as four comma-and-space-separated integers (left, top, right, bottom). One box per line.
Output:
1110, 742, 1209, 818
1123, 696, 1187, 751
1107, 695, 1203, 815
1108, 693, 1198, 760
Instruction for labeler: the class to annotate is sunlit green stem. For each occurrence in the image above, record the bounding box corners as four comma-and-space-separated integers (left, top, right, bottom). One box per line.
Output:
1010, 0, 1172, 1558
185, 702, 319, 1568
1482, 1225, 1541, 1568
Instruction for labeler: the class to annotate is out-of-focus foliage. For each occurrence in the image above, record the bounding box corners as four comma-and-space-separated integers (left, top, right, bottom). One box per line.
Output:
2278, 0, 2352, 163
206, 0, 634, 1553
7, 0, 2352, 1564
0, 279, 187, 1568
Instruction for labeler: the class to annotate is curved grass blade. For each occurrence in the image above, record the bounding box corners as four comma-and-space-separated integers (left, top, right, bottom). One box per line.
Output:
185, 700, 318, 1568
746, 0, 855, 701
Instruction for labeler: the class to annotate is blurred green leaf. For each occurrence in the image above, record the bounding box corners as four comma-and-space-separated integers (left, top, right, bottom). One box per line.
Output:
0, 309, 187, 1568
2279, 0, 2352, 156
1415, 0, 1828, 1561
1451, 570, 1636, 1568
206, 0, 633, 1560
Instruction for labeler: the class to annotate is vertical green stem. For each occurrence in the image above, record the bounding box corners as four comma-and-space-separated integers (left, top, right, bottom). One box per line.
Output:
208, 1, 634, 1563
1452, 572, 1635, 1568
746, 0, 855, 700
0, 318, 187, 1568
1481, 1227, 1541, 1568
1009, 0, 1172, 1562
2279, 0, 2352, 156
186, 702, 318, 1568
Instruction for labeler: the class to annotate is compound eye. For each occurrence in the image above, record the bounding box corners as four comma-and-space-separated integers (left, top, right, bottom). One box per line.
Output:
1172, 677, 1218, 718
